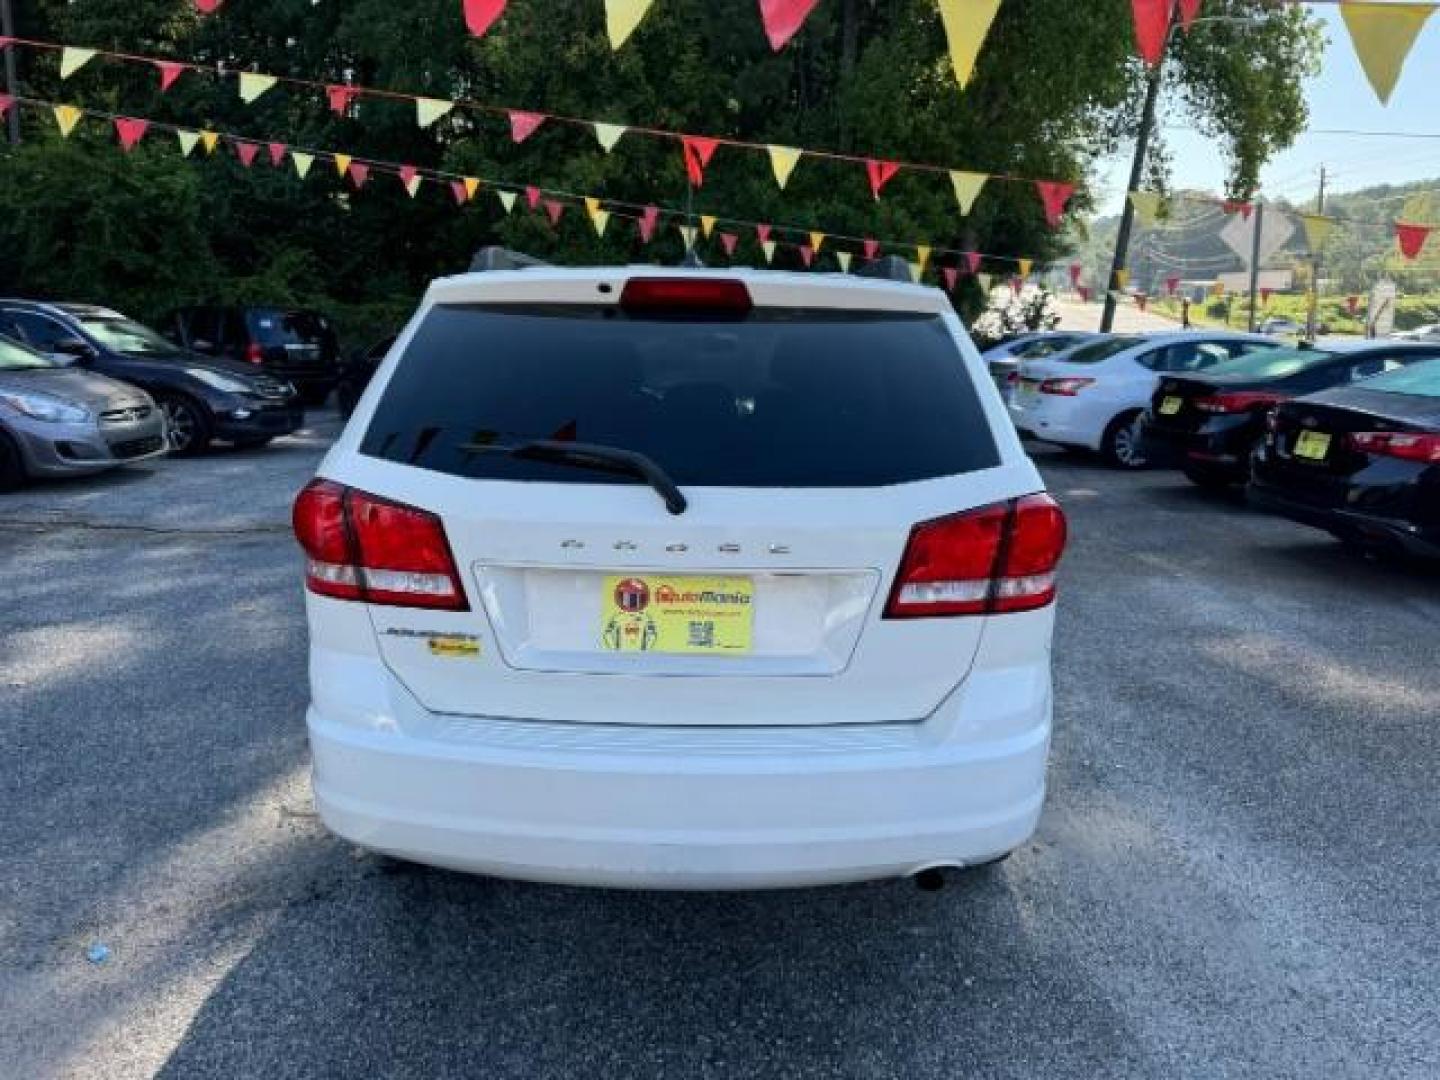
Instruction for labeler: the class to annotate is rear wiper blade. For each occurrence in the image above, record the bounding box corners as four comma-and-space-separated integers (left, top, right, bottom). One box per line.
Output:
461, 438, 688, 515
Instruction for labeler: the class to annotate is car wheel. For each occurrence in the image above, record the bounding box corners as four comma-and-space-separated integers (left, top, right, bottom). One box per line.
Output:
1101, 411, 1149, 469
158, 394, 213, 456
0, 429, 27, 491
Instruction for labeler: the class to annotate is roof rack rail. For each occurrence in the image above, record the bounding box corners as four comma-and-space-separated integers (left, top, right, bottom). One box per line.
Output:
468, 246, 552, 273
854, 255, 918, 283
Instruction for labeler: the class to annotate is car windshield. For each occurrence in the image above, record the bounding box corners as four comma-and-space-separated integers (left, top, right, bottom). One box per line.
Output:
76, 316, 179, 356
1352, 358, 1440, 398
1063, 336, 1143, 364
1203, 347, 1334, 380
0, 334, 59, 371
362, 304, 1000, 488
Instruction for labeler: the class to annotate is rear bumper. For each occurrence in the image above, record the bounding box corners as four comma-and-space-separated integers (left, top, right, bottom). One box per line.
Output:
1249, 479, 1440, 558
1141, 416, 1256, 476
307, 650, 1052, 890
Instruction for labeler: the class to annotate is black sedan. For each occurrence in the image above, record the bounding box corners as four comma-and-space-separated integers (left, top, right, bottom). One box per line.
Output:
1142, 341, 1440, 487
1250, 359, 1440, 559
0, 301, 305, 455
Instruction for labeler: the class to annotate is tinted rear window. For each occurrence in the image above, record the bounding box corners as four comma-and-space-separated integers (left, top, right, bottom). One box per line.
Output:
248, 310, 333, 346
1356, 358, 1440, 398
1204, 347, 1335, 380
361, 304, 1000, 487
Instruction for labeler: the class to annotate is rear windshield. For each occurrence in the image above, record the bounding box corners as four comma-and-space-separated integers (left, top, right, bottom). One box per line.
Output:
361, 304, 1000, 488
1065, 336, 1143, 364
1354, 358, 1440, 398
247, 310, 333, 346
1204, 347, 1335, 380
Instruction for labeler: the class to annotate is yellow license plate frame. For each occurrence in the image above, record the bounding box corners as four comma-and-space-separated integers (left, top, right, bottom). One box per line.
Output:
600, 575, 754, 655
1293, 430, 1332, 461
1159, 396, 1183, 416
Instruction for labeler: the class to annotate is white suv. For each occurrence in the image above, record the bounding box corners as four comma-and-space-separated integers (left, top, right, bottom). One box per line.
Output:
293, 267, 1066, 889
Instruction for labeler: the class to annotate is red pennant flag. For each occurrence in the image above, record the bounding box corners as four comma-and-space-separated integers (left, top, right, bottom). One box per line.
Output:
195, 0, 223, 12
464, 0, 508, 37
963, 252, 981, 275
942, 266, 958, 292
1035, 181, 1075, 228
114, 118, 148, 152
450, 181, 470, 206
639, 205, 660, 243
756, 223, 773, 244
798, 244, 814, 268
348, 162, 369, 189
1346, 295, 1360, 316
0, 94, 11, 119
1009, 277, 1023, 296
268, 142, 287, 167
399, 165, 418, 188
720, 232, 739, 256
1178, 0, 1203, 28
758, 0, 821, 51
681, 135, 720, 187
1078, 285, 1092, 303
865, 159, 901, 200
327, 85, 360, 115
1069, 262, 1082, 287
509, 110, 545, 143
543, 199, 565, 226
1260, 287, 1272, 304
1165, 275, 1180, 296
525, 184, 541, 210
1395, 221, 1432, 261
1131, 0, 1172, 66
863, 238, 880, 261
1223, 200, 1253, 220
234, 140, 259, 167
156, 61, 186, 92
1136, 294, 1149, 312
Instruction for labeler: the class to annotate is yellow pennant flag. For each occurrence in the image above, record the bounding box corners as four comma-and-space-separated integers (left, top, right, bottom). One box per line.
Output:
605, 0, 655, 49
1340, 2, 1436, 105
593, 122, 627, 151
333, 153, 353, 177
767, 145, 803, 189
497, 190, 517, 213
53, 104, 83, 137
701, 215, 717, 238
837, 251, 853, 272
1115, 269, 1131, 291
238, 72, 278, 104
1128, 190, 1164, 226
200, 130, 220, 154
416, 97, 456, 128
59, 48, 96, 80
1018, 258, 1033, 279
1301, 213, 1334, 252
678, 224, 697, 248
464, 177, 481, 200
949, 171, 987, 215
809, 231, 826, 254
977, 272, 993, 295
176, 130, 201, 157
915, 244, 932, 273
761, 240, 776, 264
291, 152, 315, 179
936, 0, 1003, 89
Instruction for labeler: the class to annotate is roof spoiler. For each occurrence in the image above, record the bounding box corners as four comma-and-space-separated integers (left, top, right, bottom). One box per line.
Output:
468, 246, 551, 273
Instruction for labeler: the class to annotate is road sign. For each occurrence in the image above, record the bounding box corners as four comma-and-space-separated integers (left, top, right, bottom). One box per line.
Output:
1367, 280, 1397, 338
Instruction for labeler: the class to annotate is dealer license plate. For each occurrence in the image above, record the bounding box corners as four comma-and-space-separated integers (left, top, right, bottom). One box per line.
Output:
600, 575, 754, 655
1293, 430, 1332, 461
1159, 396, 1183, 416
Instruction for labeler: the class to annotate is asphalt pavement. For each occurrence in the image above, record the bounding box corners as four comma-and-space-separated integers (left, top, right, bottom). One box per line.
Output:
2, 412, 1437, 1079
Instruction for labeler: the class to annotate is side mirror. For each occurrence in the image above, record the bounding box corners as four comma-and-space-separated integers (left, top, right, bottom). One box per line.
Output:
52, 337, 95, 363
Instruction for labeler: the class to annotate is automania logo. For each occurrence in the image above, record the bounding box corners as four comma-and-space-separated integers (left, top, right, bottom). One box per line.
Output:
654, 585, 751, 606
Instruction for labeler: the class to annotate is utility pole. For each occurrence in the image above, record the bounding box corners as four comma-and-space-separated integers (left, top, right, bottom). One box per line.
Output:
1246, 202, 1265, 332
1, 0, 19, 145
1100, 59, 1164, 333
1305, 165, 1327, 341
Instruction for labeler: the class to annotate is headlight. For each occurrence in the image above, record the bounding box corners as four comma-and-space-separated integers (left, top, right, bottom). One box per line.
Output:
0, 391, 91, 423
185, 368, 256, 394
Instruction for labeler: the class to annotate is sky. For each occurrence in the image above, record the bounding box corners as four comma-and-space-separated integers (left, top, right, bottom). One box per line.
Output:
1094, 7, 1440, 214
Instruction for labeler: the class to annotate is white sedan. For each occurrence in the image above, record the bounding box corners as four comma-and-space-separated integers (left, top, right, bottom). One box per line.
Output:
1008, 331, 1277, 468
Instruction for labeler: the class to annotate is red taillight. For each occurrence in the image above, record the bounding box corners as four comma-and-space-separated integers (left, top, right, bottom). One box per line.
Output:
1006, 371, 1020, 385
292, 479, 468, 610
884, 494, 1067, 618
245, 343, 264, 364
1193, 391, 1287, 414
619, 278, 752, 314
1040, 377, 1094, 396
1346, 431, 1440, 464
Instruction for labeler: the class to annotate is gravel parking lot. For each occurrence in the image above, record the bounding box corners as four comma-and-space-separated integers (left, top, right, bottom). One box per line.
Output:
2, 414, 1437, 1080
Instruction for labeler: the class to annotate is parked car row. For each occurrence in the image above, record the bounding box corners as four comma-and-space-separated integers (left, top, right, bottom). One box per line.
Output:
994, 330, 1440, 560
